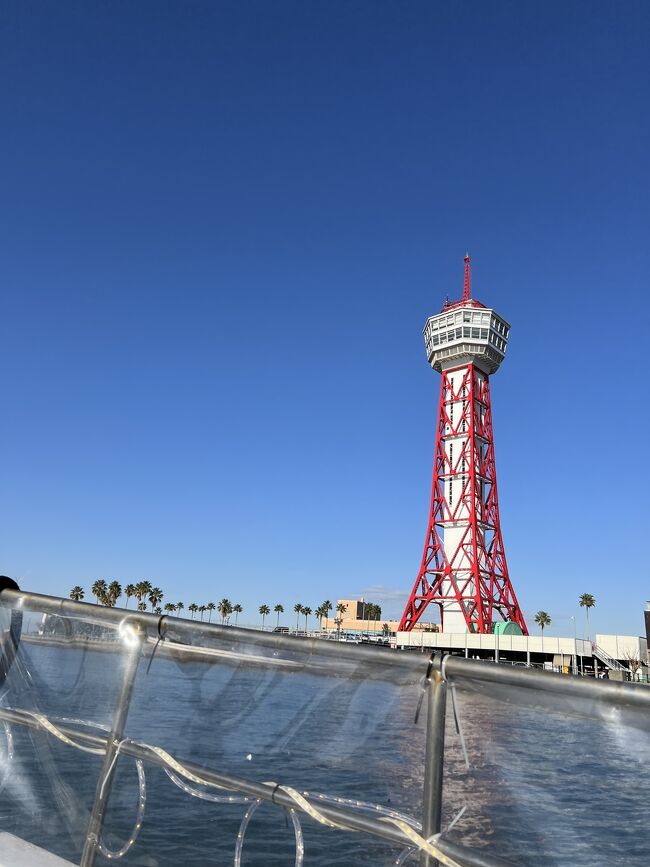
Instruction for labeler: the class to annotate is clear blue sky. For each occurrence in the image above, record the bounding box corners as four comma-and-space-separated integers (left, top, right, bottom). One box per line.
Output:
1, 1, 648, 636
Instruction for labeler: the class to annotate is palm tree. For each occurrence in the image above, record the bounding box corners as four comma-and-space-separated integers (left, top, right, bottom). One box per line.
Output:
579, 593, 596, 640
259, 604, 270, 628
319, 600, 332, 628
534, 610, 551, 633
137, 601, 147, 612
69, 586, 84, 602
534, 611, 551, 654
91, 579, 107, 605
206, 602, 216, 623
154, 606, 162, 615
232, 603, 242, 625
198, 605, 207, 621
176, 602, 185, 615
188, 603, 198, 619
164, 602, 176, 614
314, 604, 324, 629
124, 584, 136, 608
107, 581, 122, 607
218, 598, 231, 623
136, 581, 152, 609
366, 602, 381, 633
274, 604, 284, 627
294, 603, 303, 630
149, 587, 163, 612
302, 606, 312, 632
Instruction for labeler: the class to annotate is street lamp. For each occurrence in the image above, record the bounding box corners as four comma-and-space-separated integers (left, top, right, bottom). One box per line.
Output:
570, 615, 578, 675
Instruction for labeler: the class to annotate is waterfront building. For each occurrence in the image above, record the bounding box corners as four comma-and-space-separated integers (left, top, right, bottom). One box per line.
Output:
320, 597, 437, 636
395, 629, 648, 679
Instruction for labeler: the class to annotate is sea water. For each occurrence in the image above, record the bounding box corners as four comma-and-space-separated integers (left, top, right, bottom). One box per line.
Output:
1, 640, 649, 866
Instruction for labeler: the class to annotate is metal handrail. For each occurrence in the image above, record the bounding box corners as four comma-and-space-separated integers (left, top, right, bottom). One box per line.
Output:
1, 589, 423, 675
4, 589, 648, 712
0, 706, 509, 867
591, 643, 627, 672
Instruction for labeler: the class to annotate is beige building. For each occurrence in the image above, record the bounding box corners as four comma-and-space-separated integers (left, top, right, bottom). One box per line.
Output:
322, 597, 438, 635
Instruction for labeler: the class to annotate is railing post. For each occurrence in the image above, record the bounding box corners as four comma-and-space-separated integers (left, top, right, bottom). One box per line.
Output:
420, 654, 447, 867
80, 623, 143, 867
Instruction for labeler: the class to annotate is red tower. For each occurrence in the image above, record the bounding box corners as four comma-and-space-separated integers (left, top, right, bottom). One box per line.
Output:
399, 257, 527, 635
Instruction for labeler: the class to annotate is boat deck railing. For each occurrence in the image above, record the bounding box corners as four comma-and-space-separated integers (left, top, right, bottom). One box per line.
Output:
1, 589, 649, 867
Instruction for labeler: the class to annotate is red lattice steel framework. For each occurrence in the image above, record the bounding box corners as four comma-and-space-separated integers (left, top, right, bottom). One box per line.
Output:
399, 363, 528, 634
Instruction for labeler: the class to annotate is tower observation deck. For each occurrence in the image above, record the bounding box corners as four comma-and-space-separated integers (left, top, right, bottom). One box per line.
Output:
399, 256, 527, 635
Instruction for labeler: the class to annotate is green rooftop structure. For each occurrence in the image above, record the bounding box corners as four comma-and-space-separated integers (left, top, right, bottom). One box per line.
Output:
492, 621, 524, 636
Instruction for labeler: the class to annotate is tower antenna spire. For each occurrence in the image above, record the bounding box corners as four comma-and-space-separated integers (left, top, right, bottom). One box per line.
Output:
463, 252, 471, 301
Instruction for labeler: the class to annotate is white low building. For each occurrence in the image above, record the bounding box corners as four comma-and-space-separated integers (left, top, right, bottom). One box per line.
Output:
594, 634, 647, 665
395, 630, 648, 676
